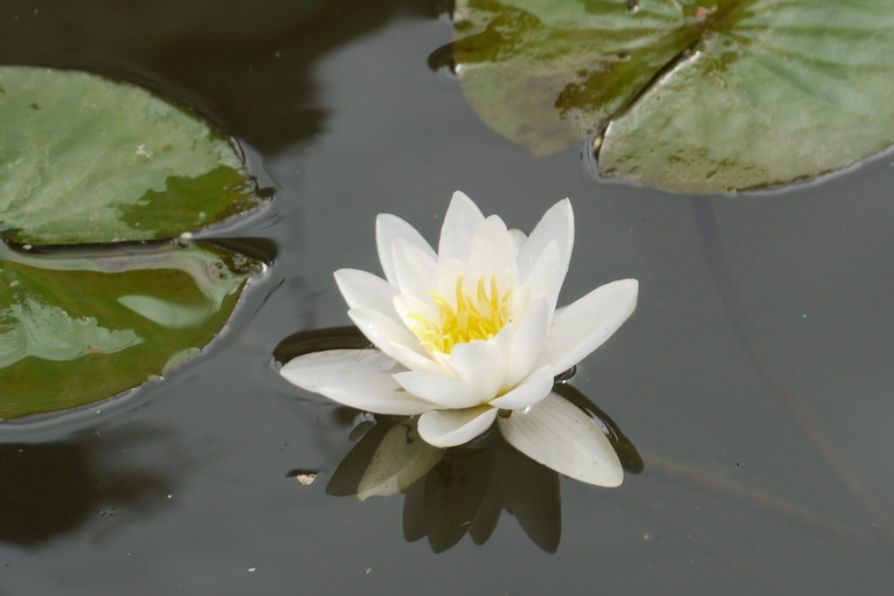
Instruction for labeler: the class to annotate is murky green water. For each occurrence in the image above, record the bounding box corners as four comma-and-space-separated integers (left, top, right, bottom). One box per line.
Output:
2, 1, 894, 593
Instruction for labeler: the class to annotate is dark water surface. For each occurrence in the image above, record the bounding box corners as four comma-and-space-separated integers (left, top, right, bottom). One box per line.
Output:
3, 1, 894, 594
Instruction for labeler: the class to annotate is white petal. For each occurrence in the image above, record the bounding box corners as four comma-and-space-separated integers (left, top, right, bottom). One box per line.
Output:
376, 213, 436, 284
468, 215, 519, 277
393, 293, 437, 333
392, 239, 440, 304
505, 297, 550, 388
386, 341, 446, 376
279, 350, 433, 415
517, 199, 573, 292
498, 393, 623, 487
444, 331, 508, 401
438, 190, 485, 263
520, 240, 563, 310
348, 307, 427, 369
394, 371, 484, 409
334, 269, 398, 319
541, 279, 638, 375
489, 366, 554, 410
509, 228, 527, 253
417, 407, 498, 448
357, 422, 444, 500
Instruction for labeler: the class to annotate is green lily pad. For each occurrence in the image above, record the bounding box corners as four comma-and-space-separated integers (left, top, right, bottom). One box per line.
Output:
0, 66, 260, 244
0, 66, 264, 419
0, 242, 258, 419
451, 0, 894, 193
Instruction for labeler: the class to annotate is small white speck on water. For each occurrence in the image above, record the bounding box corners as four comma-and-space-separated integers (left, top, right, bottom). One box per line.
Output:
365, 568, 372, 575
248, 567, 256, 574
22, 244, 32, 251
166, 494, 173, 499
295, 472, 317, 486
802, 313, 808, 319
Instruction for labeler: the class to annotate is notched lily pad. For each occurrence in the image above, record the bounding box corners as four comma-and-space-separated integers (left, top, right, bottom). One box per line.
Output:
0, 66, 261, 244
449, 0, 894, 193
0, 242, 259, 419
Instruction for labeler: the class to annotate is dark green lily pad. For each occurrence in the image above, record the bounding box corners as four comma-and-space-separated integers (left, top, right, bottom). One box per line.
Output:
0, 242, 258, 419
0, 66, 260, 244
450, 0, 894, 193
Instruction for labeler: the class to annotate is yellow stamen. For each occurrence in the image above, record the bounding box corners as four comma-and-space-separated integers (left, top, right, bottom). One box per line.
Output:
409, 274, 512, 354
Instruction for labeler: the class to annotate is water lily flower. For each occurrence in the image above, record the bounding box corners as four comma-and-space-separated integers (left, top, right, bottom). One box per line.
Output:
280, 191, 637, 486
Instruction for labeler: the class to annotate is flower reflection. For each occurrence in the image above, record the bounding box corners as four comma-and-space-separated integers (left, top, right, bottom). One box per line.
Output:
320, 384, 641, 554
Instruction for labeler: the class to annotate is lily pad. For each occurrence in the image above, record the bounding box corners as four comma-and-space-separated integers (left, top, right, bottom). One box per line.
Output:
0, 242, 258, 419
0, 66, 264, 419
450, 0, 894, 193
0, 66, 260, 244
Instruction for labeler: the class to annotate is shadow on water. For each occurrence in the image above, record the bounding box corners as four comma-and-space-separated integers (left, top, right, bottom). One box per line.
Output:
0, 0, 444, 153
0, 426, 179, 546
277, 325, 642, 554
274, 326, 370, 363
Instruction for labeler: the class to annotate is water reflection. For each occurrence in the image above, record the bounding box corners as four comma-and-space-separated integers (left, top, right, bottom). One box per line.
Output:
278, 327, 641, 553
0, 426, 177, 546
327, 418, 560, 552
325, 408, 640, 553
0, 0, 441, 154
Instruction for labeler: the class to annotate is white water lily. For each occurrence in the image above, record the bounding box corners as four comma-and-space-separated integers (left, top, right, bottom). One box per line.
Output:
280, 191, 637, 485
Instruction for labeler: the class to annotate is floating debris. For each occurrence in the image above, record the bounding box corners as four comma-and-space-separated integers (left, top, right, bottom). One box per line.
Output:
288, 469, 319, 487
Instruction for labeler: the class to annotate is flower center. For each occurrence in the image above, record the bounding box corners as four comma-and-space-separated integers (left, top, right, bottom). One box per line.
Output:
409, 274, 513, 354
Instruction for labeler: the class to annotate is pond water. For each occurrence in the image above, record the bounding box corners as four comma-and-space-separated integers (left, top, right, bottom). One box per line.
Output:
3, 1, 894, 594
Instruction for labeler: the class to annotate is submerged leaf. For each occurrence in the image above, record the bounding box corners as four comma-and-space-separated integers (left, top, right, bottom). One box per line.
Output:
451, 0, 894, 193
0, 243, 259, 419
0, 66, 260, 244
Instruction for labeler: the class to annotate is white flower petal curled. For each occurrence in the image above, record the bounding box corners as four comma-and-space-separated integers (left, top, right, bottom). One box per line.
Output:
417, 406, 499, 448
280, 350, 432, 415
347, 308, 424, 367
279, 191, 638, 454
333, 269, 399, 320
497, 392, 623, 487
443, 331, 507, 401
488, 365, 554, 410
393, 370, 482, 410
540, 279, 639, 376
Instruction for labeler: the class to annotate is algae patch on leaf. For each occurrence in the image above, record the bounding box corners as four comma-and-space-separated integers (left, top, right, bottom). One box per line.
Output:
0, 66, 260, 244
